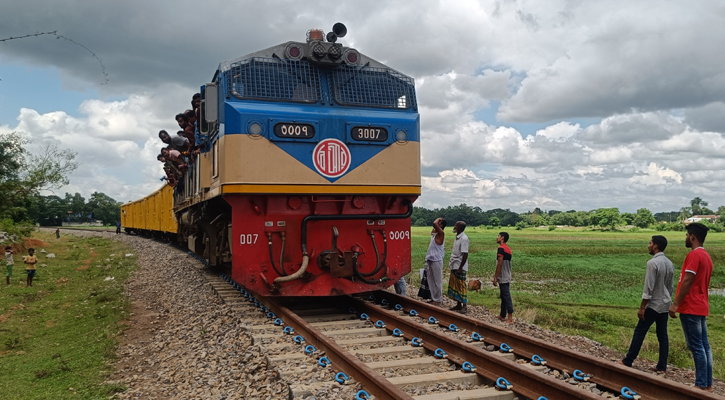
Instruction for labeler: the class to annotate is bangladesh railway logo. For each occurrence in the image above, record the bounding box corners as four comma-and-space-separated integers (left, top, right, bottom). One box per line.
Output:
313, 139, 351, 178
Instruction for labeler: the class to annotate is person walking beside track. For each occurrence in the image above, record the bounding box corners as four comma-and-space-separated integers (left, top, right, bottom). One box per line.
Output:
5, 246, 13, 285
424, 218, 446, 306
447, 221, 469, 314
618, 235, 674, 372
493, 232, 513, 324
669, 222, 714, 392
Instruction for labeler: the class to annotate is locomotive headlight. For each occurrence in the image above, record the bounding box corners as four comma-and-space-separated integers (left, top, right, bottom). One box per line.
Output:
327, 44, 342, 60
396, 130, 407, 142
312, 43, 326, 59
249, 123, 263, 135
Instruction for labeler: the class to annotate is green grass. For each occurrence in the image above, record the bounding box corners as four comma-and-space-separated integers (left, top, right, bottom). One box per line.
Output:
410, 226, 725, 378
0, 232, 137, 399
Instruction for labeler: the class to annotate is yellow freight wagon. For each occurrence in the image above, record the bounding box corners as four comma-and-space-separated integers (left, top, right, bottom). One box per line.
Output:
121, 185, 177, 235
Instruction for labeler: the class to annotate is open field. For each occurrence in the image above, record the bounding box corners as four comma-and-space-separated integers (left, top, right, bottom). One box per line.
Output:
0, 231, 136, 399
409, 226, 725, 378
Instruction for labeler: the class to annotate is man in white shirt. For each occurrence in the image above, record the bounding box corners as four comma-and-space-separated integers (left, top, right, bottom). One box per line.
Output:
447, 221, 469, 314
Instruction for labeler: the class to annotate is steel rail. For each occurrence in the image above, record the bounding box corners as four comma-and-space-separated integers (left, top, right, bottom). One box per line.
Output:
347, 296, 602, 400
254, 293, 415, 400
373, 291, 722, 400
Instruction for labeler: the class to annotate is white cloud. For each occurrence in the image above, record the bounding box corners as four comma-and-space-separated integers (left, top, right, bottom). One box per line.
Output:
0, 87, 193, 202
629, 162, 683, 186
3, 1, 725, 212
535, 122, 580, 141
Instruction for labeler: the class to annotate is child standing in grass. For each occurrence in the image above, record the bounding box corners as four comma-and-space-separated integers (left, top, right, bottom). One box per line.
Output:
24, 248, 37, 287
5, 246, 13, 285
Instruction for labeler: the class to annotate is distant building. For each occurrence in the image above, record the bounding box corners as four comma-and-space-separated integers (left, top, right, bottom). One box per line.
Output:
685, 215, 719, 223
62, 221, 103, 227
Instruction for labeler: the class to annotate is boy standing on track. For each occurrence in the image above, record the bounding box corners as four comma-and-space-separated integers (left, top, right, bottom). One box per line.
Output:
493, 232, 513, 324
424, 218, 446, 306
5, 246, 13, 285
447, 221, 469, 314
669, 222, 714, 392
618, 235, 674, 372
24, 248, 37, 287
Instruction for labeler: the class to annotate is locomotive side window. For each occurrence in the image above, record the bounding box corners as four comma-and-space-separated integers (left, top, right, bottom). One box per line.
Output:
212, 141, 219, 179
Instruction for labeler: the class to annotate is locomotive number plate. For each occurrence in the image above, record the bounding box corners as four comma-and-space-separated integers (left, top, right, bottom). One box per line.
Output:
351, 126, 388, 142
274, 123, 315, 139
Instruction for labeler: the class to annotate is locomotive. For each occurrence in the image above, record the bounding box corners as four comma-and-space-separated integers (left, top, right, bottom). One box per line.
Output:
121, 23, 420, 296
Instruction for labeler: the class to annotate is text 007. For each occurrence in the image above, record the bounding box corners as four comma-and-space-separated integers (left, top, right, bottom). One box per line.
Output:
240, 234, 259, 245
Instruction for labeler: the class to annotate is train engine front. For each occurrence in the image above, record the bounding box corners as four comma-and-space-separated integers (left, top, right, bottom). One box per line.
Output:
184, 24, 420, 296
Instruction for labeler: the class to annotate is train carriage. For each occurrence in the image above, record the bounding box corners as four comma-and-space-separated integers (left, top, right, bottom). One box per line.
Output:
122, 24, 420, 296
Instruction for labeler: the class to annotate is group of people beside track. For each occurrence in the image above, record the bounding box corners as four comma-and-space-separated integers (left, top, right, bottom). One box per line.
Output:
394, 218, 514, 322
394, 219, 714, 392
156, 93, 205, 189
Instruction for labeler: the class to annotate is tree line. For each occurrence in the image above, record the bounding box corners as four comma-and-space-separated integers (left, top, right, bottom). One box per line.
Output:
1, 132, 123, 231
412, 198, 725, 231
33, 192, 122, 226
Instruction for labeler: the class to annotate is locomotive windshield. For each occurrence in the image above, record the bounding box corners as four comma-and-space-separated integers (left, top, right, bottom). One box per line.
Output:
228, 58, 321, 103
330, 65, 416, 109
226, 57, 416, 110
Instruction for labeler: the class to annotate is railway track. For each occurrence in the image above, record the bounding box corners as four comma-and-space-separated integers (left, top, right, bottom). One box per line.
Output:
206, 274, 721, 400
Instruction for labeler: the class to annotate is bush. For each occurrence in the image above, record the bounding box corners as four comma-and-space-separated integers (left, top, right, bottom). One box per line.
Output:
0, 219, 35, 243
515, 221, 528, 230
654, 222, 685, 232
701, 221, 725, 233
548, 225, 557, 231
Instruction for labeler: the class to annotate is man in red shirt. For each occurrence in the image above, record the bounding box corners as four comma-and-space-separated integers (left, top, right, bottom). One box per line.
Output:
669, 222, 713, 392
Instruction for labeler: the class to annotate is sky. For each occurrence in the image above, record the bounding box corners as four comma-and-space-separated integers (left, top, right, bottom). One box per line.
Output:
1, 0, 724, 213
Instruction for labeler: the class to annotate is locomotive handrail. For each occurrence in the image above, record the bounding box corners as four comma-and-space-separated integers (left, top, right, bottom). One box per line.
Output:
273, 200, 412, 285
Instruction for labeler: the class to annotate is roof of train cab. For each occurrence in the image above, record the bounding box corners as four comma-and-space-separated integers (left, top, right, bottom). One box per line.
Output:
212, 39, 403, 83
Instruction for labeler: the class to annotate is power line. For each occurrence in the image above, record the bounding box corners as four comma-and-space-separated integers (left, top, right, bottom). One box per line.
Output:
0, 30, 109, 85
